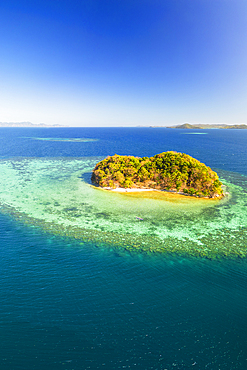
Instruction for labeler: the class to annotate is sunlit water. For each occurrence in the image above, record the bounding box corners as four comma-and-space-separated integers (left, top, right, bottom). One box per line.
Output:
0, 157, 246, 258
0, 127, 246, 369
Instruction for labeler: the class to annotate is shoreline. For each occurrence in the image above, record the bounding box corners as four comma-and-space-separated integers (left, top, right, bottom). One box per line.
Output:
91, 185, 225, 199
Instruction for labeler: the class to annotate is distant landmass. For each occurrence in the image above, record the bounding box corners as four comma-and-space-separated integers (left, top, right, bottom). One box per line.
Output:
0, 122, 63, 127
170, 123, 247, 129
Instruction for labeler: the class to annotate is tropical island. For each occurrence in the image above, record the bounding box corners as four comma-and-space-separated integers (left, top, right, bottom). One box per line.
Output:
91, 151, 223, 198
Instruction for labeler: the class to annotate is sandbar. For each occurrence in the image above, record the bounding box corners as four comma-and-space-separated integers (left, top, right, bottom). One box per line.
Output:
91, 185, 224, 201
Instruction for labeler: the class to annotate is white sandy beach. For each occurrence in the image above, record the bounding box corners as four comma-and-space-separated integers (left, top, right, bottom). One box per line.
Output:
91, 185, 224, 198
94, 186, 187, 195
102, 187, 157, 192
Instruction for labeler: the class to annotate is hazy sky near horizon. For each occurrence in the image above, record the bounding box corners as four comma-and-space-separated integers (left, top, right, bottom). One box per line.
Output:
1, 0, 247, 127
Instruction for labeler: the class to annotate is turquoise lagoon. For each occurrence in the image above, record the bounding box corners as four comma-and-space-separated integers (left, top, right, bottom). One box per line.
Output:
0, 156, 246, 258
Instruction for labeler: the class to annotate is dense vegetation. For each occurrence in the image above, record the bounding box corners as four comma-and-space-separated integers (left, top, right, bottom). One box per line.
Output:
91, 152, 223, 198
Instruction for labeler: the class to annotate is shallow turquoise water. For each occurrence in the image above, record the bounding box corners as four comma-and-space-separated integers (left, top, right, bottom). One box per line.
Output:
0, 156, 246, 258
0, 127, 246, 369
22, 136, 99, 142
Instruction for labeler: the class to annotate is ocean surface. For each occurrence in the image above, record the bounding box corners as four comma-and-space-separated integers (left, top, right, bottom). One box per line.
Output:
0, 127, 246, 369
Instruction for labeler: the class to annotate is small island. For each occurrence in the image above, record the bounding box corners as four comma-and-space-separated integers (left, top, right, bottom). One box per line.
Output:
91, 151, 223, 198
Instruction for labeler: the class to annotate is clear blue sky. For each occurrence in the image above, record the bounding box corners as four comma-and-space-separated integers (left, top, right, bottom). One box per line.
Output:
1, 0, 247, 126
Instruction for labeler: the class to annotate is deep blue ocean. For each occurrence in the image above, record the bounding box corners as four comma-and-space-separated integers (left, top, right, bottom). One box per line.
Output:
0, 127, 246, 369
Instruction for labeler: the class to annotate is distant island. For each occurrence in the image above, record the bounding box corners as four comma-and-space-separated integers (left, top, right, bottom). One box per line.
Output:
170, 123, 247, 129
91, 152, 223, 198
0, 122, 63, 127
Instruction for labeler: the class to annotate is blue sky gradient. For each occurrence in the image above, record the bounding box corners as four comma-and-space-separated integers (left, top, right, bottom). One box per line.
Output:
1, 0, 247, 126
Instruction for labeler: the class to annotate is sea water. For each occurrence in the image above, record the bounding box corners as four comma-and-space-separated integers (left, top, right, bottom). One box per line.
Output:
0, 127, 246, 369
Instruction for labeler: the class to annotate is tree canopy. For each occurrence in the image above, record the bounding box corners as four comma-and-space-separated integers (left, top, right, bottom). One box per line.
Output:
91, 151, 223, 198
